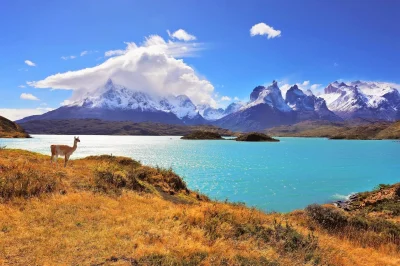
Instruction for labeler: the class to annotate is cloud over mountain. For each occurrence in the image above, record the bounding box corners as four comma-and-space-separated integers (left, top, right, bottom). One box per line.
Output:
28, 35, 216, 107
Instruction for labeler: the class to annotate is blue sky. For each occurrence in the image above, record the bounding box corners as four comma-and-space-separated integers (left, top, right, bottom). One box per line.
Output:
1, 0, 399, 120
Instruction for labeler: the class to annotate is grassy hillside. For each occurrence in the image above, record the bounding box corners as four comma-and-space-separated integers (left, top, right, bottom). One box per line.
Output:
19, 119, 234, 136
0, 116, 30, 138
268, 120, 400, 140
0, 149, 399, 265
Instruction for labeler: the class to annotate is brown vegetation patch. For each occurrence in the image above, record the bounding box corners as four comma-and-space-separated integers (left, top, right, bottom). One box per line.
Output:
0, 116, 30, 138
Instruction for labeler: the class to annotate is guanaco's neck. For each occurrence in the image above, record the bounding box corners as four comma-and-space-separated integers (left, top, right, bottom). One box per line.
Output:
72, 140, 78, 151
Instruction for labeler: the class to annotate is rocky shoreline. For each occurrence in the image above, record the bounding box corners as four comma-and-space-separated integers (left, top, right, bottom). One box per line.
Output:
333, 193, 359, 211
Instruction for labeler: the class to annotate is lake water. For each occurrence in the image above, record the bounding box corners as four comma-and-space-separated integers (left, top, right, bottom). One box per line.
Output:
1, 135, 399, 212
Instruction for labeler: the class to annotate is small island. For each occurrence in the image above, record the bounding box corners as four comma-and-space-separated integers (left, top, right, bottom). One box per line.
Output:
181, 130, 223, 140
236, 132, 279, 142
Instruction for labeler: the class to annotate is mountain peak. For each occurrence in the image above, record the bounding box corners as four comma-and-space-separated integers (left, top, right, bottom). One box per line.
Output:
250, 86, 266, 102
105, 78, 114, 87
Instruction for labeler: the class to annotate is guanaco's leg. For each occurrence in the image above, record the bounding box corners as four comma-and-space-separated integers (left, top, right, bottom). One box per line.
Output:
64, 155, 70, 167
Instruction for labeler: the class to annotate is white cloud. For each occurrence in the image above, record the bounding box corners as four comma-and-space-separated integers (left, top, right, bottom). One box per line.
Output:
20, 93, 40, 101
0, 108, 53, 121
104, 49, 126, 57
80, 51, 88, 56
28, 35, 215, 107
24, 60, 36, 67
167, 29, 196, 41
310, 84, 322, 90
302, 80, 310, 86
250, 23, 281, 39
18, 85, 26, 88
234, 96, 240, 101
279, 84, 292, 99
220, 96, 231, 101
61, 55, 77, 60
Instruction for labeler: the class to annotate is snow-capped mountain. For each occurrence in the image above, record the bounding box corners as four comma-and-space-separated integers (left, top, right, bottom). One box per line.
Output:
215, 81, 297, 131
215, 81, 345, 131
198, 102, 245, 121
18, 79, 206, 125
17, 78, 400, 131
245, 81, 292, 112
319, 81, 400, 120
285, 85, 341, 121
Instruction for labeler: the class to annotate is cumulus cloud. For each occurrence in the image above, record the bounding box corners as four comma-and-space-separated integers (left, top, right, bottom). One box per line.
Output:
25, 60, 36, 67
28, 35, 215, 106
220, 96, 231, 101
0, 108, 53, 121
250, 23, 281, 39
302, 80, 310, 86
18, 85, 26, 88
167, 29, 196, 41
20, 93, 40, 101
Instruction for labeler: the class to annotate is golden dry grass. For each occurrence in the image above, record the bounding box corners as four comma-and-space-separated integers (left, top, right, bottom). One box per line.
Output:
0, 149, 399, 265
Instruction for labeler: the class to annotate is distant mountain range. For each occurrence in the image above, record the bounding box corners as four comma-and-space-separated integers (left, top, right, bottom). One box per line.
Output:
17, 79, 400, 131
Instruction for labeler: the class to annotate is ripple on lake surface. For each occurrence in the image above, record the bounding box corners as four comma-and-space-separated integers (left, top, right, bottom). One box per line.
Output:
1, 135, 399, 212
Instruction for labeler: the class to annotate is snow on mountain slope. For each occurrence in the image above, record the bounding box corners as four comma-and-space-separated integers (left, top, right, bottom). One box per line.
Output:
197, 102, 246, 121
68, 79, 202, 120
161, 95, 199, 119
243, 81, 292, 112
285, 85, 341, 121
320, 81, 400, 120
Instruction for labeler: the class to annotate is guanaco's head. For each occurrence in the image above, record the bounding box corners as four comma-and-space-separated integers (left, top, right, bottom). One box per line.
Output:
74, 136, 81, 143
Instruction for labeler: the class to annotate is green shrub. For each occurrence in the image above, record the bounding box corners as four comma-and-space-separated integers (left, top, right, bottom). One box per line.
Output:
305, 204, 347, 231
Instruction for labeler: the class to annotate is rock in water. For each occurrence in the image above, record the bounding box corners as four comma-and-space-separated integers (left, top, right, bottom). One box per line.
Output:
181, 131, 223, 140
236, 132, 279, 142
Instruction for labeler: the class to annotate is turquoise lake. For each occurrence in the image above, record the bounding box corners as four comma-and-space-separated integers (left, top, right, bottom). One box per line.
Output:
1, 135, 399, 212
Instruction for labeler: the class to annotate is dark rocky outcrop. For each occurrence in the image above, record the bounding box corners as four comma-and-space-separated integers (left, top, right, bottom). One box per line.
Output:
181, 131, 223, 140
235, 132, 279, 142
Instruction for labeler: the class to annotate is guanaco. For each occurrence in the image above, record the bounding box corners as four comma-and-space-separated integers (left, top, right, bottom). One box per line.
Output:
51, 136, 80, 167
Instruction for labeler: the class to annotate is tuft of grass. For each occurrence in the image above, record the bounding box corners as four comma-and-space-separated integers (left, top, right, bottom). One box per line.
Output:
0, 163, 62, 201
305, 204, 400, 248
